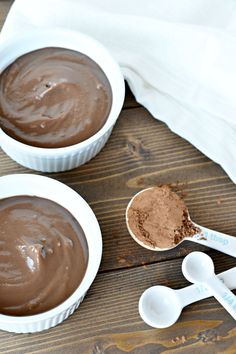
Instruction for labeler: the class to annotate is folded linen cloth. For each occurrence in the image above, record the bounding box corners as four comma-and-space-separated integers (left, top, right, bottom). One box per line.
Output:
1, 0, 236, 182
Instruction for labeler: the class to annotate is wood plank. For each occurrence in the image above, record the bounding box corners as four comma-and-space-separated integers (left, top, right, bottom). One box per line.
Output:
0, 0, 13, 30
1, 106, 236, 271
0, 253, 235, 354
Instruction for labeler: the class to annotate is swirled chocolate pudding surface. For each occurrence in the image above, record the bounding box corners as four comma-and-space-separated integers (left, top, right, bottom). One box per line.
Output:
0, 47, 112, 148
127, 186, 199, 249
0, 196, 88, 316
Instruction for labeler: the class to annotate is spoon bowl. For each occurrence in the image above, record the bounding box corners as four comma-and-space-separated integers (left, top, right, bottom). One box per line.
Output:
139, 286, 181, 328
182, 251, 214, 283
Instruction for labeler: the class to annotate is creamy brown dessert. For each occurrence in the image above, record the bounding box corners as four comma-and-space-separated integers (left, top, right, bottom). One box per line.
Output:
0, 196, 88, 316
127, 185, 199, 249
0, 47, 112, 148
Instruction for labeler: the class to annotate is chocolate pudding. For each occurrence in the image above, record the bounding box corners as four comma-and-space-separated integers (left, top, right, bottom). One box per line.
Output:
0, 196, 88, 316
127, 186, 199, 249
0, 47, 112, 148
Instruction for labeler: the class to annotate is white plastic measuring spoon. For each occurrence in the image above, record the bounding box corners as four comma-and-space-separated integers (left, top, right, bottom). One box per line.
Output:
139, 266, 236, 328
182, 252, 236, 320
126, 188, 236, 257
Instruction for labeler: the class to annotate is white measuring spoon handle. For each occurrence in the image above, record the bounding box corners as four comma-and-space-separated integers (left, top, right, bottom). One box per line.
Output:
185, 225, 236, 257
206, 275, 236, 320
218, 268, 236, 289
176, 267, 236, 308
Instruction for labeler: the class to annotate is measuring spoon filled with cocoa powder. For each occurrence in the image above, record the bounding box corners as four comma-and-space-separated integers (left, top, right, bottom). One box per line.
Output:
126, 186, 236, 257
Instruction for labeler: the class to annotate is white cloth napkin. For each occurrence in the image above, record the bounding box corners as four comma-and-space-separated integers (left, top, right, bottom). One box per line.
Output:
1, 0, 236, 182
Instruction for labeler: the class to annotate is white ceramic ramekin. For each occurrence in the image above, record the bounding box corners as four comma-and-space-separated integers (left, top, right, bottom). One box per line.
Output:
0, 174, 102, 333
0, 29, 125, 172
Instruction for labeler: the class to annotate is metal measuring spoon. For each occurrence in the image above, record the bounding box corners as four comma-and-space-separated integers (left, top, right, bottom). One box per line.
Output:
182, 252, 236, 320
126, 188, 236, 257
139, 267, 236, 328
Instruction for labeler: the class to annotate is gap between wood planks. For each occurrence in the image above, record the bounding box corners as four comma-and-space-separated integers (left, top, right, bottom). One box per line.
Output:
97, 248, 236, 275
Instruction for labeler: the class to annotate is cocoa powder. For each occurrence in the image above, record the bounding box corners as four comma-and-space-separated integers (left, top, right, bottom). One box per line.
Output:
127, 185, 199, 249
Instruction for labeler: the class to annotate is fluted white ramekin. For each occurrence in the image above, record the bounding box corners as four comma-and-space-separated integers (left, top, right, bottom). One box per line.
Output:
0, 174, 102, 333
0, 29, 125, 172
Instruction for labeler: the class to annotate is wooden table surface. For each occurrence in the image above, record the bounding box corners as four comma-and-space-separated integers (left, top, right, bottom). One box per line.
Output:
0, 2, 236, 353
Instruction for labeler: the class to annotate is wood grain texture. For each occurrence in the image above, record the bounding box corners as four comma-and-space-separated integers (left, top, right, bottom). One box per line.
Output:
1, 106, 236, 271
0, 254, 235, 354
0, 2, 235, 353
